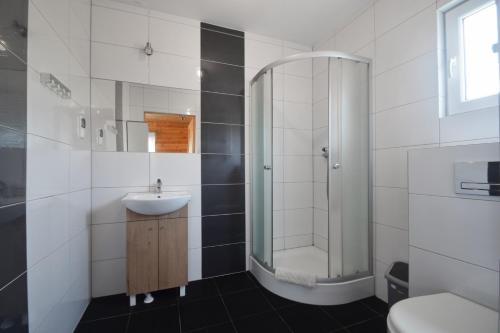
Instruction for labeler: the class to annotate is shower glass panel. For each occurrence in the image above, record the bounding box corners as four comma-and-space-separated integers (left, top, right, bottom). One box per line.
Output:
251, 70, 273, 267
329, 58, 370, 278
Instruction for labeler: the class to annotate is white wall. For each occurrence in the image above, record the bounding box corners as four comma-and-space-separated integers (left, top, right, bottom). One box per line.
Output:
244, 34, 314, 253
408, 143, 499, 310
26, 0, 92, 331
91, 152, 201, 297
89, 1, 203, 297
314, 0, 499, 301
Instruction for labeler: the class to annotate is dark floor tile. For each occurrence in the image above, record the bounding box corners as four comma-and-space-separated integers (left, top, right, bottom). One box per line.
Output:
131, 288, 178, 312
80, 294, 130, 321
346, 317, 387, 333
214, 272, 257, 295
181, 278, 219, 302
222, 289, 272, 320
179, 296, 229, 332
188, 322, 236, 333
75, 315, 129, 333
279, 304, 344, 333
233, 311, 290, 333
128, 306, 180, 333
322, 301, 378, 327
259, 288, 298, 310
360, 296, 388, 316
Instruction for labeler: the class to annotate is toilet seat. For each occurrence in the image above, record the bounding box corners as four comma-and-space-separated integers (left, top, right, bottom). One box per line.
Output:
387, 293, 498, 333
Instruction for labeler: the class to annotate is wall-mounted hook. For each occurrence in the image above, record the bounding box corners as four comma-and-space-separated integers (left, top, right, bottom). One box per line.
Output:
144, 42, 153, 56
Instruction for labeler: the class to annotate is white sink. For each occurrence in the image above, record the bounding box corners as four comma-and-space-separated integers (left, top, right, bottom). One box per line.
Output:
122, 192, 191, 216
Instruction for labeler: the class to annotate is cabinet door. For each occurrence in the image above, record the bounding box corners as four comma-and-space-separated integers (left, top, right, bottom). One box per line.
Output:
158, 218, 188, 289
127, 220, 159, 294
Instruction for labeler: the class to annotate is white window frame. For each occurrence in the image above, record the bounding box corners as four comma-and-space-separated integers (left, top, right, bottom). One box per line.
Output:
442, 0, 499, 116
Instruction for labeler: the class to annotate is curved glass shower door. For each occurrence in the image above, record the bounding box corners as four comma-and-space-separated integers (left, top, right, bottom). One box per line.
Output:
251, 70, 273, 267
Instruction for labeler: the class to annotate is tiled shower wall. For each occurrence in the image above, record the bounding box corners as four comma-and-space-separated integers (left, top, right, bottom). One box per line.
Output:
25, 0, 92, 331
0, 1, 28, 331
314, 0, 499, 301
244, 36, 314, 253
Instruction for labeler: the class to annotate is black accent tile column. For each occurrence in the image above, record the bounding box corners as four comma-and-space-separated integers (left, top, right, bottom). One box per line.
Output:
0, 1, 29, 331
200, 23, 246, 278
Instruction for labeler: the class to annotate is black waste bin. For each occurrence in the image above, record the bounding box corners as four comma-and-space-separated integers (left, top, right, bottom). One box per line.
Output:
384, 261, 408, 309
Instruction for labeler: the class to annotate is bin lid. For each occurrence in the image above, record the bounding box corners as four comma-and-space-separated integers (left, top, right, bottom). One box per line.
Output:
385, 261, 408, 287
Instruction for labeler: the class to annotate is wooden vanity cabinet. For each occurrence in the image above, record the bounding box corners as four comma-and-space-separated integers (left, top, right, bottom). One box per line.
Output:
127, 207, 188, 296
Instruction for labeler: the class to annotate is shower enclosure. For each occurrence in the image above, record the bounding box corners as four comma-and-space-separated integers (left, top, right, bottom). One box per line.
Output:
250, 52, 373, 305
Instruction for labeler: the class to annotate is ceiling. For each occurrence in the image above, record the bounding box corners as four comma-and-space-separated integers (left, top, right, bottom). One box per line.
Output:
113, 0, 373, 46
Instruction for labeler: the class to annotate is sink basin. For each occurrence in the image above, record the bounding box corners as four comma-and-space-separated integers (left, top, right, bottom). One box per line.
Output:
122, 192, 191, 216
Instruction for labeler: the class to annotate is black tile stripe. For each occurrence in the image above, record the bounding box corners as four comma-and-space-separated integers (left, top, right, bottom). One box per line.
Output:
200, 23, 244, 38
0, 1, 28, 331
200, 23, 246, 278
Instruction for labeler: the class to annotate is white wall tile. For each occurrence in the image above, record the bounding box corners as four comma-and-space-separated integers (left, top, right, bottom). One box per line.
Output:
150, 17, 200, 58
273, 183, 283, 211
374, 259, 389, 302
284, 57, 312, 78
188, 248, 201, 281
92, 223, 126, 261
273, 211, 284, 238
92, 152, 149, 187
374, 0, 436, 37
374, 187, 408, 230
336, 7, 374, 53
374, 223, 408, 264
284, 75, 312, 104
440, 107, 499, 144
92, 186, 149, 224
91, 42, 148, 84
375, 5, 436, 74
28, 244, 71, 330
149, 52, 200, 90
69, 189, 91, 237
410, 194, 500, 271
313, 208, 328, 238
284, 182, 313, 209
149, 153, 201, 186
27, 194, 70, 269
284, 234, 313, 249
313, 99, 328, 129
410, 247, 499, 310
283, 102, 312, 130
284, 129, 312, 155
27, 135, 70, 200
245, 39, 283, 70
313, 156, 327, 183
91, 5, 147, 48
283, 155, 313, 183
312, 127, 328, 156
375, 52, 437, 112
284, 208, 313, 236
375, 98, 439, 149
313, 182, 328, 211
374, 148, 408, 188
70, 149, 91, 191
91, 258, 126, 297
188, 216, 201, 249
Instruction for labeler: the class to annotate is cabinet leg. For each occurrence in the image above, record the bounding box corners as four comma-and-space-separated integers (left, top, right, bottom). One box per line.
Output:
180, 286, 186, 297
129, 294, 136, 307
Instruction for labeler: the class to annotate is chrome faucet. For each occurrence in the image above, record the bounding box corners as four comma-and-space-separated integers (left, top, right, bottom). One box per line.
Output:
155, 178, 162, 193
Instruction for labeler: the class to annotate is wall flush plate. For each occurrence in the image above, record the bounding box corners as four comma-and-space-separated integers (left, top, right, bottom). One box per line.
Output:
454, 161, 500, 196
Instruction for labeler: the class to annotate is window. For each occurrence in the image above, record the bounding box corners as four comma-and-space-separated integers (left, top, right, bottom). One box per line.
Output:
443, 0, 499, 115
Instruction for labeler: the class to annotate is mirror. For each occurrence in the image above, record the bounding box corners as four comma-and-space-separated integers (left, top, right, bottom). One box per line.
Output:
91, 79, 199, 153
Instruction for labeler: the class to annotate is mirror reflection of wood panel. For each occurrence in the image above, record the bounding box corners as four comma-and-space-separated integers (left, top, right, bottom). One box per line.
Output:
144, 112, 196, 153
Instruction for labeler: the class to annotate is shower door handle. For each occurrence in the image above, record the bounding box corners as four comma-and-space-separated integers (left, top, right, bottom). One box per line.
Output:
264, 165, 272, 170
333, 163, 341, 169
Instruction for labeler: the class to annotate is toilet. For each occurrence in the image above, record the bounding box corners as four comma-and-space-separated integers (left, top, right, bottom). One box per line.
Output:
387, 293, 498, 333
